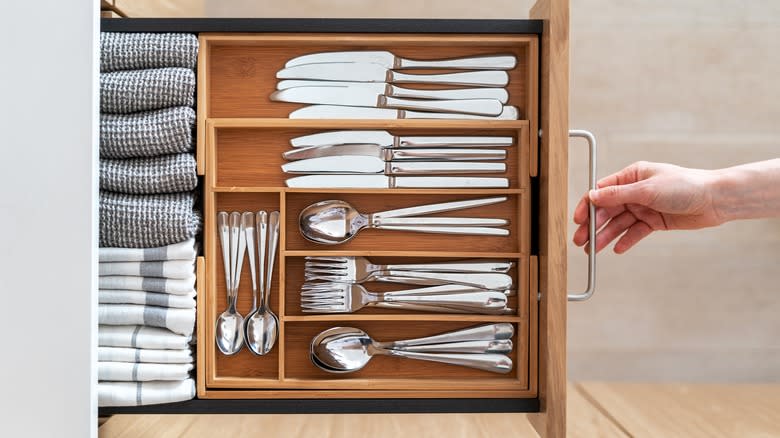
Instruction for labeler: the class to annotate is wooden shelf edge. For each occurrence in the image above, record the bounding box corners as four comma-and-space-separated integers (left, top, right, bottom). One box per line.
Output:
207, 117, 530, 130
211, 187, 527, 194
282, 314, 525, 322
282, 250, 527, 258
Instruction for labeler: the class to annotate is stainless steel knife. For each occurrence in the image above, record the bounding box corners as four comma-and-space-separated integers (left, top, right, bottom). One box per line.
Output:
281, 156, 506, 175
284, 51, 517, 70
277, 63, 509, 87
276, 80, 509, 103
270, 86, 502, 116
283, 144, 506, 161
285, 175, 510, 189
290, 130, 514, 148
289, 105, 519, 120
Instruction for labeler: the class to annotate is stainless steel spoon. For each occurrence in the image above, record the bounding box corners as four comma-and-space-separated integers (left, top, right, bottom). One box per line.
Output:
245, 211, 268, 355
246, 211, 280, 355
310, 326, 513, 374
215, 212, 246, 355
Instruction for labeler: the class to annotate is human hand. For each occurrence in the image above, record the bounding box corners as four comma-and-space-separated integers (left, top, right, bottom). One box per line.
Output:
572, 161, 725, 254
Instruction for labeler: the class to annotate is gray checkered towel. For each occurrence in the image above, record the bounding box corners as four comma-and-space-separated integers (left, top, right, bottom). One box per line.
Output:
99, 191, 202, 248
100, 106, 195, 159
100, 153, 197, 194
101, 68, 195, 114
101, 32, 198, 72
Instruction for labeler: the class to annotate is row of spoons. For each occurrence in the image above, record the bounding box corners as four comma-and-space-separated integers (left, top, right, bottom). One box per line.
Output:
215, 211, 280, 356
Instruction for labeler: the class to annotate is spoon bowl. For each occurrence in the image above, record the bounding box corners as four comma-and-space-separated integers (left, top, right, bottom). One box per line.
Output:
299, 200, 367, 245
215, 310, 244, 355
246, 211, 280, 355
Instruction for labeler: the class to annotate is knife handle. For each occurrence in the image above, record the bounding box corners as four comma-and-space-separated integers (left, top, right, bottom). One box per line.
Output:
387, 148, 506, 161
389, 70, 509, 87
402, 106, 519, 120
381, 96, 502, 116
391, 177, 509, 188
397, 136, 514, 148
387, 85, 509, 104
398, 54, 517, 70
386, 161, 505, 175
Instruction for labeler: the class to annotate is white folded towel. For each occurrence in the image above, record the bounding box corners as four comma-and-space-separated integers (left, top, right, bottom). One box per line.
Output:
98, 346, 193, 364
99, 289, 196, 309
99, 325, 191, 350
99, 238, 197, 262
99, 304, 195, 336
99, 260, 195, 279
98, 379, 196, 407
98, 361, 193, 381
99, 273, 195, 295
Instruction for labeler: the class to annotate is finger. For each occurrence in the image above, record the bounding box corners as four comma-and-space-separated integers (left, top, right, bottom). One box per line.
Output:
572, 205, 624, 246
614, 221, 654, 254
573, 193, 590, 224
589, 181, 654, 208
591, 210, 637, 253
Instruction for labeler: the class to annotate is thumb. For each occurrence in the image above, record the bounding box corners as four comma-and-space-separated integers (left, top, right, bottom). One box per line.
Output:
589, 182, 652, 207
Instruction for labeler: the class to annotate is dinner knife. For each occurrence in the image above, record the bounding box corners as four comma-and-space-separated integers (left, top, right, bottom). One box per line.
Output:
281, 156, 506, 175
286, 175, 510, 188
290, 130, 514, 148
276, 80, 509, 103
277, 63, 509, 87
284, 51, 517, 70
283, 144, 506, 161
270, 86, 502, 116
289, 105, 519, 120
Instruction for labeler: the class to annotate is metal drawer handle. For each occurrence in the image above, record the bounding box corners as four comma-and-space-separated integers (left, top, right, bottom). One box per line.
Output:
568, 129, 597, 302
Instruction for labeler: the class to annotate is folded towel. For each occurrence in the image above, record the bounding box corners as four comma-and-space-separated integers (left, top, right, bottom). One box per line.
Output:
99, 238, 196, 262
99, 191, 201, 248
101, 67, 195, 114
98, 361, 193, 381
100, 153, 197, 195
99, 325, 191, 349
100, 107, 195, 159
99, 274, 195, 295
99, 260, 194, 279
99, 290, 196, 309
98, 379, 195, 407
99, 304, 195, 336
98, 346, 193, 364
101, 32, 198, 72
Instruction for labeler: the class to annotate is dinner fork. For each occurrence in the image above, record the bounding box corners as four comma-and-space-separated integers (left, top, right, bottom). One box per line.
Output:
304, 267, 513, 290
305, 256, 512, 275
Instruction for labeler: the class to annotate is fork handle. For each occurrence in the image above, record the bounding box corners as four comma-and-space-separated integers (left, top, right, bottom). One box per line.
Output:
381, 260, 513, 273
373, 291, 507, 310
375, 271, 513, 290
374, 302, 514, 315
377, 349, 513, 374
376, 225, 509, 236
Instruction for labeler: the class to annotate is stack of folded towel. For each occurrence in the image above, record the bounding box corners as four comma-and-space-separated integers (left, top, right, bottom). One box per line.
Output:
98, 33, 200, 407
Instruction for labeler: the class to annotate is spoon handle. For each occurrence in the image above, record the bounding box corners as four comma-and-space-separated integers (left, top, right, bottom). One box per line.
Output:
391, 323, 514, 348
218, 212, 231, 306
384, 339, 513, 354
373, 196, 507, 219
379, 349, 513, 374
265, 211, 280, 309
242, 212, 258, 311
228, 212, 242, 308
256, 211, 268, 308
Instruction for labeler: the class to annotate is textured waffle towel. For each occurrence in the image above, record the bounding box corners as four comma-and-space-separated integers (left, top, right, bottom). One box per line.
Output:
98, 361, 193, 381
98, 325, 191, 350
98, 346, 193, 364
101, 67, 196, 114
98, 274, 195, 295
99, 304, 195, 336
99, 191, 201, 248
101, 32, 198, 72
99, 260, 194, 279
100, 153, 197, 194
98, 379, 195, 407
99, 290, 196, 309
99, 238, 197, 262
100, 106, 195, 159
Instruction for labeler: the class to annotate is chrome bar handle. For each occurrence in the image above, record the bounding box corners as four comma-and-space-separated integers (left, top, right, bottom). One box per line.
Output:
568, 129, 597, 302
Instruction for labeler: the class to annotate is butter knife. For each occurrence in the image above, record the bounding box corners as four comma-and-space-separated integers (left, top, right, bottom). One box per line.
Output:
276, 80, 509, 103
285, 175, 509, 188
283, 144, 506, 161
290, 130, 514, 148
289, 105, 519, 120
277, 63, 509, 87
281, 156, 505, 175
284, 51, 517, 70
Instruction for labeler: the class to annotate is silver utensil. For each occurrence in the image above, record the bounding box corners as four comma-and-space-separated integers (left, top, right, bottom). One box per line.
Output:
285, 174, 509, 189
215, 212, 246, 356
304, 269, 512, 290
310, 326, 513, 374
276, 81, 510, 103
242, 213, 258, 314
283, 145, 506, 162
290, 130, 514, 149
300, 283, 508, 314
246, 211, 280, 355
305, 256, 513, 275
284, 51, 517, 70
281, 155, 506, 175
277, 63, 509, 87
299, 197, 509, 244
388, 323, 515, 346
289, 104, 518, 120
387, 339, 513, 354
270, 87, 503, 116
245, 211, 269, 355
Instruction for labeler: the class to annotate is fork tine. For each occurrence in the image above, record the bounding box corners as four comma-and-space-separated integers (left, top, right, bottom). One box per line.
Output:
304, 256, 349, 263
301, 282, 345, 290
304, 262, 347, 270
304, 266, 348, 275
301, 293, 346, 300
302, 306, 348, 313
303, 274, 350, 282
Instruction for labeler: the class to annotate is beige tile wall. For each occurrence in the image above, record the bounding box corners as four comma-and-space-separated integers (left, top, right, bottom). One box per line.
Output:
114, 0, 780, 382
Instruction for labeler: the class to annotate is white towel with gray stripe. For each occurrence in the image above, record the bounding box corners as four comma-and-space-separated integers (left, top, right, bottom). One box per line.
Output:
100, 153, 197, 195
100, 32, 198, 72
98, 361, 193, 381
98, 325, 191, 350
99, 259, 194, 279
98, 346, 193, 364
100, 107, 195, 159
100, 67, 196, 114
99, 238, 196, 262
98, 379, 195, 407
99, 290, 196, 309
99, 304, 195, 336
99, 274, 195, 295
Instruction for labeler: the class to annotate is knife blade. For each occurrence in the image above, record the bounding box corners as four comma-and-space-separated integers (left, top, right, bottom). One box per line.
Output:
277, 63, 509, 87
270, 86, 502, 116
281, 156, 506, 175
285, 175, 510, 189
283, 144, 506, 161
284, 51, 517, 70
290, 130, 514, 149
289, 105, 519, 120
276, 80, 510, 103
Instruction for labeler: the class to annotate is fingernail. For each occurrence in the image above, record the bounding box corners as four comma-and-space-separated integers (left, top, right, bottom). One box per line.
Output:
588, 189, 599, 202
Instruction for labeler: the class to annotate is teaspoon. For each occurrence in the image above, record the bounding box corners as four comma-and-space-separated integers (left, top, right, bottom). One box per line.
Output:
215, 212, 246, 355
246, 211, 280, 355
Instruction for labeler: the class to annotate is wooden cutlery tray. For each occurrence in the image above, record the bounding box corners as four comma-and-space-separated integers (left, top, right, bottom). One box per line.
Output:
198, 33, 538, 399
